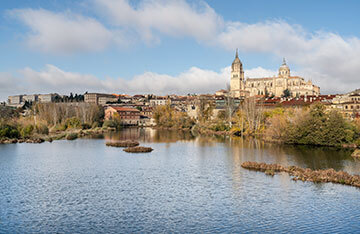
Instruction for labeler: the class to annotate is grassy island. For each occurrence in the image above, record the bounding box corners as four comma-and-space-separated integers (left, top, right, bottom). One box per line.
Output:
241, 161, 360, 188
106, 140, 140, 147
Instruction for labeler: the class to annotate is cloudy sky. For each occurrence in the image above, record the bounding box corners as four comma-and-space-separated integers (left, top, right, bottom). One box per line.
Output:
1, 0, 360, 101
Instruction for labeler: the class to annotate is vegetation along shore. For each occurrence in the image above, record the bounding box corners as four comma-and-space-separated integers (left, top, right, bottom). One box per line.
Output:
241, 161, 360, 188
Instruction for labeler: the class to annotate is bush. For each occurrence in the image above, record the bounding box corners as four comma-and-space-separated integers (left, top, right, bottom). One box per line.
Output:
103, 120, 117, 129
36, 124, 49, 135
64, 117, 81, 129
66, 133, 78, 140
354, 138, 360, 147
20, 125, 34, 138
284, 104, 356, 147
153, 105, 194, 129
54, 124, 67, 131
0, 124, 20, 139
81, 123, 91, 130
212, 121, 230, 132
91, 122, 100, 129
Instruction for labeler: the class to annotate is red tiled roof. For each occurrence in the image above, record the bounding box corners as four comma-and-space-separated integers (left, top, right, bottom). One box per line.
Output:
110, 106, 140, 112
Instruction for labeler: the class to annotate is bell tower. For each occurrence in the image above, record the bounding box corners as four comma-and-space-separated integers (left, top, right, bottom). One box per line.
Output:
230, 49, 245, 97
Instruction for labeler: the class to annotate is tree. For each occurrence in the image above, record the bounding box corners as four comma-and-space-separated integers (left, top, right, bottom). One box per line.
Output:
284, 103, 356, 146
265, 88, 269, 98
282, 89, 291, 98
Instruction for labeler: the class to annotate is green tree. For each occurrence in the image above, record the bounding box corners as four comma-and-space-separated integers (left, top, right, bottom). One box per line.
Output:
284, 104, 355, 146
282, 89, 291, 98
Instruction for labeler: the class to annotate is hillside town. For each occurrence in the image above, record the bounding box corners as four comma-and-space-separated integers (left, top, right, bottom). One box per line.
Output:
3, 54, 360, 126
4, 88, 360, 126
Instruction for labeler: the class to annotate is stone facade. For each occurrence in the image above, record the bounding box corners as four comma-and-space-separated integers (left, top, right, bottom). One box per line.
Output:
230, 51, 320, 98
84, 93, 117, 105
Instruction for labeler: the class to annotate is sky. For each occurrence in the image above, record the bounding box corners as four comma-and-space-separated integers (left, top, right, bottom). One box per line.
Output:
1, 0, 360, 101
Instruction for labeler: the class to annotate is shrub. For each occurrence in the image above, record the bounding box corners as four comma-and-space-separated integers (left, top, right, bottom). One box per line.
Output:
54, 124, 67, 131
284, 104, 356, 147
64, 117, 81, 129
36, 124, 49, 135
91, 122, 100, 129
0, 124, 20, 139
81, 123, 91, 130
153, 105, 194, 129
66, 133, 78, 140
20, 125, 34, 138
103, 120, 117, 129
212, 121, 229, 132
354, 138, 360, 147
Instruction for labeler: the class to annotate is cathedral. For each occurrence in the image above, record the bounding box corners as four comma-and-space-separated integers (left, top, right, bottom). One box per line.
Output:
230, 50, 320, 98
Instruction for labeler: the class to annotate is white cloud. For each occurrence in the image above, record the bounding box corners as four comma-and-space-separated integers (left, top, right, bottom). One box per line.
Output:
9, 0, 222, 53
0, 65, 224, 101
244, 67, 277, 79
218, 20, 360, 93
6, 1, 360, 94
8, 9, 117, 54
94, 0, 223, 43
0, 64, 282, 101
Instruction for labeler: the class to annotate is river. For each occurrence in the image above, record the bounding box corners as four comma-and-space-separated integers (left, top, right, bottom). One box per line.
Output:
1, 128, 360, 233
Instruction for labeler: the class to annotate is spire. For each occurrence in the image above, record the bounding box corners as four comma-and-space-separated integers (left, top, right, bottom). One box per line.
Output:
282, 57, 286, 65
235, 48, 238, 58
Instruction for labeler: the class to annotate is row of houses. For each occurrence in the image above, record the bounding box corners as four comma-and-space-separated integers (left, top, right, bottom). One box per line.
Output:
6, 89, 360, 126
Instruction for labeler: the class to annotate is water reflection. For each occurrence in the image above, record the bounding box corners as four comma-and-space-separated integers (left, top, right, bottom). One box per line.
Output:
105, 128, 360, 175
105, 128, 195, 143
2, 128, 360, 233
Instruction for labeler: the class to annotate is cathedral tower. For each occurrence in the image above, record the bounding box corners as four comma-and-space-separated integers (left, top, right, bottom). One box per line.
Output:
230, 49, 245, 97
278, 58, 290, 78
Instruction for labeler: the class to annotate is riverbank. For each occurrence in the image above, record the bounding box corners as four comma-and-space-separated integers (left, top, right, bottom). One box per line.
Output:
241, 161, 360, 188
0, 127, 109, 144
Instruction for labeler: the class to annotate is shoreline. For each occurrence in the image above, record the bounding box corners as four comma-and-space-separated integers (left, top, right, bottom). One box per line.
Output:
1, 126, 359, 155
241, 161, 360, 188
0, 127, 109, 144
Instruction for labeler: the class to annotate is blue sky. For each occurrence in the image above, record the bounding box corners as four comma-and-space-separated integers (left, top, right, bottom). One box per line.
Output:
1, 0, 360, 100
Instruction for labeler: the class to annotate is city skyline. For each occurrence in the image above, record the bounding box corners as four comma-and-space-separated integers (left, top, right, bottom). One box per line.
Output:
1, 0, 360, 101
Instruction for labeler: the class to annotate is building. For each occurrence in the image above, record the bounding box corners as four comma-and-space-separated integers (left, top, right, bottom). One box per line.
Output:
84, 93, 117, 105
8, 93, 59, 106
150, 97, 168, 106
215, 89, 228, 96
229, 50, 320, 98
105, 106, 140, 125
230, 49, 248, 97
38, 93, 59, 103
330, 90, 360, 118
8, 95, 23, 106
22, 94, 39, 103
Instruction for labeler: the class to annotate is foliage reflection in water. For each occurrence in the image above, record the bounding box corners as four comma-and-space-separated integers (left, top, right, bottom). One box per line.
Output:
0, 127, 359, 233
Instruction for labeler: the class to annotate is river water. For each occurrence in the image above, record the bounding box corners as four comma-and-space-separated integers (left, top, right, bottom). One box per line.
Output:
1, 128, 360, 233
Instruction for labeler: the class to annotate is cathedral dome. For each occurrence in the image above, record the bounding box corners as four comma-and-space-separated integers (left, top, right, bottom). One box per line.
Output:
278, 58, 290, 78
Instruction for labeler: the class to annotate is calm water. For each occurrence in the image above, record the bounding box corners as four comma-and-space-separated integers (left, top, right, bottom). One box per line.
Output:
1, 128, 360, 233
